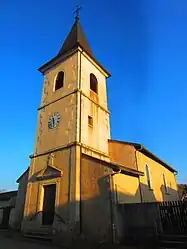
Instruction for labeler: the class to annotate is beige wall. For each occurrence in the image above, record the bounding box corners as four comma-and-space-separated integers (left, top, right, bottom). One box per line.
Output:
113, 174, 141, 204
136, 151, 179, 202
22, 146, 79, 235
108, 141, 137, 170
41, 53, 78, 107
80, 52, 110, 155
34, 53, 79, 155
35, 93, 77, 154
13, 170, 28, 230
80, 53, 108, 109
80, 96, 110, 154
35, 51, 110, 156
23, 48, 111, 243
81, 155, 112, 243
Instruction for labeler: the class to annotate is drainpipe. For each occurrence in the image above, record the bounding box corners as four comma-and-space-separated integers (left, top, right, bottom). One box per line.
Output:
108, 167, 121, 244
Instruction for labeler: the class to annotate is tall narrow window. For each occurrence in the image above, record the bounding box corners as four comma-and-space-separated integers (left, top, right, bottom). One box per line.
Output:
163, 173, 168, 194
145, 164, 152, 189
55, 71, 64, 91
90, 73, 98, 94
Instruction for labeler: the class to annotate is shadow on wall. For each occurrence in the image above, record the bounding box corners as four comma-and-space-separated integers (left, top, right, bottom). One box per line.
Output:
116, 180, 179, 204
160, 185, 179, 202
139, 182, 156, 203
22, 174, 113, 246
21, 172, 180, 246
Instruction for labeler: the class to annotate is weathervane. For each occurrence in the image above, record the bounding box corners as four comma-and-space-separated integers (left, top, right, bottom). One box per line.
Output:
74, 5, 82, 20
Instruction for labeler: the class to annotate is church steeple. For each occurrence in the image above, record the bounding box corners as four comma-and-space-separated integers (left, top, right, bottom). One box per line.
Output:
39, 15, 110, 77
58, 19, 93, 57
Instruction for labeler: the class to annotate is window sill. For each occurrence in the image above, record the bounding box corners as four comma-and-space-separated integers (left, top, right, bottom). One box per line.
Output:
53, 87, 63, 93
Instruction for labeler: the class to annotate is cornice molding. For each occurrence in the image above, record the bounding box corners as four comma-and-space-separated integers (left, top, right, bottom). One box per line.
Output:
38, 88, 110, 114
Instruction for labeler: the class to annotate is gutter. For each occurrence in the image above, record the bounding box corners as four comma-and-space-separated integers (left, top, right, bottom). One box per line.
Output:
108, 167, 121, 245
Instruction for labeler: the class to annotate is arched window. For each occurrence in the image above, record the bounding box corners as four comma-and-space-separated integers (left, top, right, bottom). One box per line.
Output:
145, 164, 152, 189
163, 173, 168, 194
90, 73, 98, 94
55, 71, 64, 91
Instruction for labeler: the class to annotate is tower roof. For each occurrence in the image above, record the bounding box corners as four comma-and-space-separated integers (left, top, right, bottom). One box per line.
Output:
38, 19, 111, 77
58, 19, 93, 57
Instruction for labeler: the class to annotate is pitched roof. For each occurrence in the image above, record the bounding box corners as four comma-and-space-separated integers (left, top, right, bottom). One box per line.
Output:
38, 19, 111, 77
58, 19, 93, 56
108, 139, 177, 173
16, 167, 29, 183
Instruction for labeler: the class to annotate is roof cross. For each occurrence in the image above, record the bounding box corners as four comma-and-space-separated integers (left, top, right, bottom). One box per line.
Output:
74, 5, 82, 20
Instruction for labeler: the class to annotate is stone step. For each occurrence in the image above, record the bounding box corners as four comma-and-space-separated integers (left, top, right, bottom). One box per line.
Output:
23, 234, 53, 242
159, 234, 187, 242
159, 240, 187, 248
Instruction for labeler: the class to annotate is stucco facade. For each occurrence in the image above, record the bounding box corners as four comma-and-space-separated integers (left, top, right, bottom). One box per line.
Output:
108, 141, 179, 205
35, 53, 78, 155
113, 174, 141, 204
21, 18, 111, 244
81, 155, 112, 243
0, 191, 17, 228
13, 169, 29, 230
16, 17, 180, 246
137, 151, 179, 202
108, 140, 137, 170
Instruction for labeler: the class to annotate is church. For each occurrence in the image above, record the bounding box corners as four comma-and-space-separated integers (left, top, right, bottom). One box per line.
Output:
12, 13, 179, 245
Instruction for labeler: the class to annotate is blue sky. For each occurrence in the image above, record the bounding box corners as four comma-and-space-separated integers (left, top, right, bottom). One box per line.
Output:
0, 0, 187, 190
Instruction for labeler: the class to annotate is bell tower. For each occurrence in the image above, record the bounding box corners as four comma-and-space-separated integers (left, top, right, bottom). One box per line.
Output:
34, 17, 111, 157
22, 15, 111, 236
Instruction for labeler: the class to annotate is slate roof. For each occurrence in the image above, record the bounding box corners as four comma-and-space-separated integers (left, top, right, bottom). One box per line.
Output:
0, 190, 17, 201
58, 19, 93, 57
38, 19, 110, 77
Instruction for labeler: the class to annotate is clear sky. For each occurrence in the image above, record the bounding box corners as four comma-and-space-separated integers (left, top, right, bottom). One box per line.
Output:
0, 0, 187, 190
